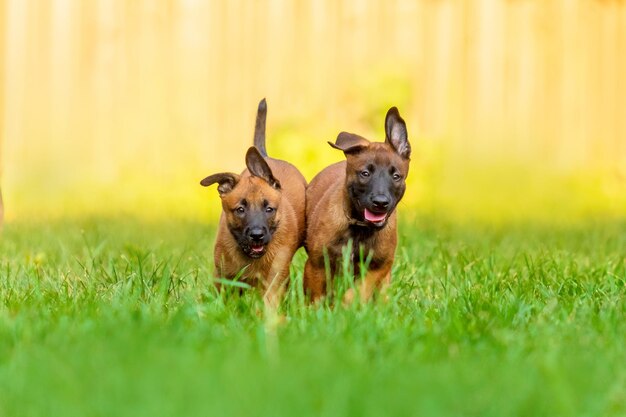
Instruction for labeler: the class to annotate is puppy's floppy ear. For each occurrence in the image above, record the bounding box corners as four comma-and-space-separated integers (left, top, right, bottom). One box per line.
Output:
385, 107, 410, 159
200, 172, 240, 196
328, 132, 370, 155
245, 147, 281, 189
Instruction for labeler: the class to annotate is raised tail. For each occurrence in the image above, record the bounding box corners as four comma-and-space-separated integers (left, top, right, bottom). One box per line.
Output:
253, 98, 268, 157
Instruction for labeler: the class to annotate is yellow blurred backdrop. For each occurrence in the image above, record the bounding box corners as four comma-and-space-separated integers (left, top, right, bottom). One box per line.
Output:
1, 0, 625, 223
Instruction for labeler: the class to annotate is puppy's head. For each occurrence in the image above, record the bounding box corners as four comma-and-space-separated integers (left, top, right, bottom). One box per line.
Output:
329, 107, 410, 228
200, 147, 282, 258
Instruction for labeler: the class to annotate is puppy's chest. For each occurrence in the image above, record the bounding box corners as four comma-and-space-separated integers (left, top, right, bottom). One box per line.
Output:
222, 255, 270, 284
228, 247, 288, 284
330, 226, 383, 264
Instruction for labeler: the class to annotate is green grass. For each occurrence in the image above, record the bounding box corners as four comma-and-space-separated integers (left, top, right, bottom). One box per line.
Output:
1, 216, 625, 416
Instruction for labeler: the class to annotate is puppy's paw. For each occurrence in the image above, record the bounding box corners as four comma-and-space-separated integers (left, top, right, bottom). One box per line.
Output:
343, 288, 356, 305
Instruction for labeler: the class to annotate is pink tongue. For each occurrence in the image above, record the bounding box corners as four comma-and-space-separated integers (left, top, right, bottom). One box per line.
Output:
251, 245, 264, 252
364, 209, 387, 222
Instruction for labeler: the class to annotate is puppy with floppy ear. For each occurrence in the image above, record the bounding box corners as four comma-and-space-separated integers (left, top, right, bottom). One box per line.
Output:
304, 107, 411, 302
200, 99, 307, 308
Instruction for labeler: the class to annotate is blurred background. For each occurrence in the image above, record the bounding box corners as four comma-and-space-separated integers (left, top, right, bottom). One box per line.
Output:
0, 0, 625, 223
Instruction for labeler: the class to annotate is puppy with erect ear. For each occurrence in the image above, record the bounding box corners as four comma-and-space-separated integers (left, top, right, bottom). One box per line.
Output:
304, 107, 411, 302
200, 99, 307, 308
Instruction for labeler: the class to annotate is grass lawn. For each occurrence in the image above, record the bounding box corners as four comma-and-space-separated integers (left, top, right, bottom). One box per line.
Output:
0, 216, 625, 416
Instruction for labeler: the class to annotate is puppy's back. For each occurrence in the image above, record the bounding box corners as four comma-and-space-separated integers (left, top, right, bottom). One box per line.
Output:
266, 157, 307, 242
306, 161, 345, 220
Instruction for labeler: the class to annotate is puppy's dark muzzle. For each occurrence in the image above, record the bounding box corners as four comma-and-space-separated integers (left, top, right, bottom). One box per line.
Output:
371, 195, 391, 212
247, 226, 268, 243
243, 226, 271, 258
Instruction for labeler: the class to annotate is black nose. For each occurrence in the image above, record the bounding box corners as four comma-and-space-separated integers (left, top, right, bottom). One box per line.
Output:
371, 195, 390, 210
248, 227, 266, 241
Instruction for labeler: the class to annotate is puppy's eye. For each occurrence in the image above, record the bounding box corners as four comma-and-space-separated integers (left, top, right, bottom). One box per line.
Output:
360, 170, 370, 178
236, 206, 245, 214
265, 207, 274, 214
392, 173, 402, 181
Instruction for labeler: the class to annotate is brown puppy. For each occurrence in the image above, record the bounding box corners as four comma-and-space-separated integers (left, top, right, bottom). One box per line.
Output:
200, 99, 306, 308
304, 107, 411, 302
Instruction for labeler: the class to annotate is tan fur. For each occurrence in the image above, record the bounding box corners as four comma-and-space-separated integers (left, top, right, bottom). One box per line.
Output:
304, 142, 409, 302
214, 158, 306, 308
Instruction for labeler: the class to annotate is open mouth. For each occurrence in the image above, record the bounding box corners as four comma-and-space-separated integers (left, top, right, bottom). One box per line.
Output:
250, 244, 265, 254
364, 208, 388, 226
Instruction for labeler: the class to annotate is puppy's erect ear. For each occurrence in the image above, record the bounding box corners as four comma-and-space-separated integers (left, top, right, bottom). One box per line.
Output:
200, 172, 240, 196
384, 107, 411, 159
328, 132, 370, 155
245, 147, 281, 189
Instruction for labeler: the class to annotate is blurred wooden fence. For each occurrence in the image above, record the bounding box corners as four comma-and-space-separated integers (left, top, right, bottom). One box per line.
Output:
0, 0, 625, 194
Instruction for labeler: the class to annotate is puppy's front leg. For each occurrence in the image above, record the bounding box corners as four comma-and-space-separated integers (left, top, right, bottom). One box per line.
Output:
212, 251, 229, 292
212, 268, 223, 292
263, 249, 293, 310
263, 275, 287, 310
344, 262, 392, 303
303, 258, 327, 302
